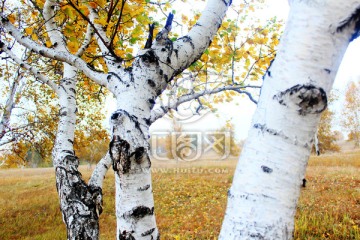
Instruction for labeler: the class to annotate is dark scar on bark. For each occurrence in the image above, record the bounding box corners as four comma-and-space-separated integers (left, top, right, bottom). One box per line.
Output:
130, 147, 145, 164
119, 230, 135, 240
138, 184, 150, 192
123, 206, 154, 220
147, 79, 156, 88
337, 6, 360, 42
273, 84, 327, 116
140, 50, 159, 65
141, 228, 155, 237
109, 136, 131, 173
143, 118, 152, 126
261, 165, 273, 174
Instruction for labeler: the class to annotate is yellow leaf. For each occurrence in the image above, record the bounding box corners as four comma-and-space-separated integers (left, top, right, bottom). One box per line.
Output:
25, 27, 33, 35
31, 34, 38, 41
8, 14, 16, 24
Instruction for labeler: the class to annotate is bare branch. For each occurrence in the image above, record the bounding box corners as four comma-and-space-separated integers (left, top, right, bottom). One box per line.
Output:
0, 70, 22, 141
1, 45, 60, 94
150, 84, 260, 123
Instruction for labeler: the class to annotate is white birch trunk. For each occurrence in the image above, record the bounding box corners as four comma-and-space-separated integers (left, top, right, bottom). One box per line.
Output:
53, 64, 102, 239
219, 0, 360, 239
106, 1, 231, 238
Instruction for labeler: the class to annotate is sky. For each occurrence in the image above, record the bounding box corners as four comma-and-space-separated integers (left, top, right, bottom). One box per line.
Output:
148, 0, 360, 140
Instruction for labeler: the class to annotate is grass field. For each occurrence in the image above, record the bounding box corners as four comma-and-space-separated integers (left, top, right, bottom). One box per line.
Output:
0, 151, 359, 239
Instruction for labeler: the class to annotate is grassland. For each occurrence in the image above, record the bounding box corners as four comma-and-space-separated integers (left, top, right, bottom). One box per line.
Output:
0, 150, 359, 239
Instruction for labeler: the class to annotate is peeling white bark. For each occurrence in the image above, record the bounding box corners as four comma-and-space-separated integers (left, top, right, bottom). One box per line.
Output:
219, 1, 360, 239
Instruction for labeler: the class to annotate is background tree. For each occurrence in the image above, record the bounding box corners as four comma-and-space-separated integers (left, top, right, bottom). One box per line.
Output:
341, 80, 360, 147
314, 92, 340, 154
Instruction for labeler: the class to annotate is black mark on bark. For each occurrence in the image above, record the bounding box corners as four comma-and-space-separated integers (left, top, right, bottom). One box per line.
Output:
143, 118, 152, 126
227, 189, 234, 199
123, 206, 154, 221
337, 6, 360, 42
108, 72, 125, 84
324, 68, 331, 74
112, 110, 146, 139
261, 165, 273, 174
140, 50, 158, 66
253, 123, 288, 139
147, 79, 156, 88
119, 231, 135, 240
141, 228, 155, 237
273, 84, 327, 116
148, 98, 156, 108
131, 147, 145, 164
178, 36, 194, 49
138, 184, 150, 191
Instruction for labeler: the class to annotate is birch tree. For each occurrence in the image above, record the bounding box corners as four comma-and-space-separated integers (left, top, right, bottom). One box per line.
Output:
341, 80, 360, 147
1, 0, 234, 238
220, 0, 360, 239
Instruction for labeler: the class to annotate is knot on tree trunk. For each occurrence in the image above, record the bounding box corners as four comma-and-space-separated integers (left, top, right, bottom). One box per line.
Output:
109, 135, 149, 174
273, 84, 327, 115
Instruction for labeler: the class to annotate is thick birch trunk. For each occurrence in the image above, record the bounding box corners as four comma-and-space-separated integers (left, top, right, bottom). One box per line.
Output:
53, 64, 102, 239
219, 0, 360, 239
109, 108, 158, 239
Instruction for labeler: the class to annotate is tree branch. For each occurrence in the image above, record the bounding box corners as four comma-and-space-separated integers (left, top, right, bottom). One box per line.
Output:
0, 70, 23, 141
0, 17, 108, 87
150, 84, 259, 123
87, 4, 124, 71
76, 23, 94, 57
0, 44, 60, 94
44, 0, 67, 49
88, 152, 112, 189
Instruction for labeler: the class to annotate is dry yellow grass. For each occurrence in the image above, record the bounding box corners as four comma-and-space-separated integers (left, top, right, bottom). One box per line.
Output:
0, 150, 359, 239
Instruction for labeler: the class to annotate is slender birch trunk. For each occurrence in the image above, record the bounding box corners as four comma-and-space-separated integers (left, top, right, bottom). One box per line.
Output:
219, 0, 360, 239
0, 71, 23, 142
53, 64, 102, 239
